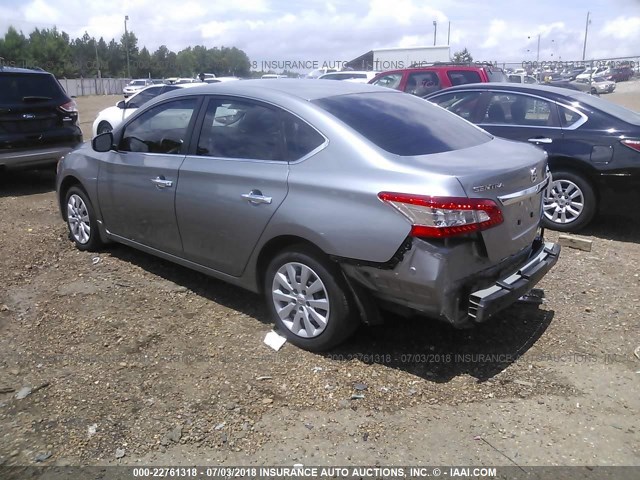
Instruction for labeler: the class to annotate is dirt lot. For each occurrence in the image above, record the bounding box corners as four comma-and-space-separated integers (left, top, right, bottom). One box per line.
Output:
0, 82, 639, 470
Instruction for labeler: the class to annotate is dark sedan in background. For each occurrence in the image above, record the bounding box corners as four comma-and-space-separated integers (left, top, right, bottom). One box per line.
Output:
427, 83, 640, 232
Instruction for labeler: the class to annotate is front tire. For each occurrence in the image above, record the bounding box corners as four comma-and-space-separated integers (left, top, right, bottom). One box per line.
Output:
97, 121, 113, 135
65, 186, 103, 251
264, 246, 358, 351
542, 170, 596, 232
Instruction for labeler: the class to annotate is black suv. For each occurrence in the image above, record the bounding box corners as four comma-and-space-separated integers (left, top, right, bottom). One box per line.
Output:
0, 66, 82, 170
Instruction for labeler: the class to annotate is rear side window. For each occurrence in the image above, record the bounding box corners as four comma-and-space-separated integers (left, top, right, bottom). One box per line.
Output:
558, 106, 584, 128
0, 73, 67, 103
196, 99, 284, 161
447, 70, 481, 86
314, 92, 491, 156
404, 72, 441, 96
282, 112, 325, 161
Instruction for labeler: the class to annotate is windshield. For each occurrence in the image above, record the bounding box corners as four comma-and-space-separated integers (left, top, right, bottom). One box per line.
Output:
131, 80, 146, 86
487, 68, 507, 82
313, 92, 491, 156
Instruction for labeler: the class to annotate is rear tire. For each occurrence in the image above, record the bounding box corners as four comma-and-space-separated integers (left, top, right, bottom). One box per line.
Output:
264, 246, 359, 351
64, 186, 103, 251
542, 170, 596, 232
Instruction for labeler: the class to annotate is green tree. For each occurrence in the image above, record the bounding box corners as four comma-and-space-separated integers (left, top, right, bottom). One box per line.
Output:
0, 27, 29, 68
452, 48, 473, 63
28, 27, 71, 76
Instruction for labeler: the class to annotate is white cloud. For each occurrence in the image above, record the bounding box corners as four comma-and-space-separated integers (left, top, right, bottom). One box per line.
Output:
1, 0, 639, 71
600, 15, 640, 40
481, 20, 508, 49
22, 0, 62, 24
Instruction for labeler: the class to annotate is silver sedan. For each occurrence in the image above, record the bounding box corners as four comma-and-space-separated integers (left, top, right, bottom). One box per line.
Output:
57, 80, 559, 351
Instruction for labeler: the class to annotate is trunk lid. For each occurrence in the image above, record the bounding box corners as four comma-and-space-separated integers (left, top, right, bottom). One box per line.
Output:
401, 137, 548, 262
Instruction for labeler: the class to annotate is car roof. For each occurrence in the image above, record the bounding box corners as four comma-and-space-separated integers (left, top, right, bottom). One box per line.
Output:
0, 66, 52, 75
425, 82, 589, 100
159, 78, 394, 101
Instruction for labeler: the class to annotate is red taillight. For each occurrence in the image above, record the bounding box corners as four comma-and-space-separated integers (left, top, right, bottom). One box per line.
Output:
378, 192, 504, 239
621, 139, 640, 153
59, 99, 78, 113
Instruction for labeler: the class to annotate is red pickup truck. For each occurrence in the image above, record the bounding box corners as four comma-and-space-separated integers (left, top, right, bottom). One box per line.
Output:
369, 63, 507, 97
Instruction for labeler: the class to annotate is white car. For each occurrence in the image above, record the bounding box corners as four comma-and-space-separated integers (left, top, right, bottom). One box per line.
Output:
203, 76, 242, 83
317, 71, 378, 83
590, 76, 616, 94
122, 79, 154, 98
508, 73, 539, 84
92, 83, 200, 136
576, 66, 608, 81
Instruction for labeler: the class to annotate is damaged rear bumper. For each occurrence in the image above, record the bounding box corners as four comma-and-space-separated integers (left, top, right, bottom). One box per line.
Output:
468, 240, 560, 323
340, 234, 560, 327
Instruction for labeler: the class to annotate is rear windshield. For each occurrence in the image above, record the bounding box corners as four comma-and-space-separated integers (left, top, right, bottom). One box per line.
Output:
487, 68, 508, 82
0, 73, 67, 103
569, 92, 640, 126
313, 92, 491, 156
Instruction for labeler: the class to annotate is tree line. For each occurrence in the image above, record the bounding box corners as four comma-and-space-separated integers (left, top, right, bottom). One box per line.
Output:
0, 26, 251, 79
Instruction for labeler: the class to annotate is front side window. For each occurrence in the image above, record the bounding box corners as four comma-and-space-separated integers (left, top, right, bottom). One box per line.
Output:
196, 99, 284, 161
119, 97, 197, 154
429, 91, 483, 122
371, 73, 403, 90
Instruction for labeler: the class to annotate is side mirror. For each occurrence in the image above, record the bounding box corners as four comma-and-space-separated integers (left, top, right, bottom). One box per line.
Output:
116, 100, 126, 109
92, 132, 114, 152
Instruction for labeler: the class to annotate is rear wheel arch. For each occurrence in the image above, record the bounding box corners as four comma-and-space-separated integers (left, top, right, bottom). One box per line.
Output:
256, 236, 330, 293
546, 156, 600, 202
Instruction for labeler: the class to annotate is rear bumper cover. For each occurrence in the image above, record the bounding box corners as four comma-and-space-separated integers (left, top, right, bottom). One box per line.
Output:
468, 240, 560, 322
341, 235, 560, 326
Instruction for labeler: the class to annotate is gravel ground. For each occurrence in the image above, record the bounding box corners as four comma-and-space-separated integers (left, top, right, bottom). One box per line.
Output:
0, 82, 639, 469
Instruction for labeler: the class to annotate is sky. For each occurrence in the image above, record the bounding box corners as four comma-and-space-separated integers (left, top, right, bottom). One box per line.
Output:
1, 0, 639, 70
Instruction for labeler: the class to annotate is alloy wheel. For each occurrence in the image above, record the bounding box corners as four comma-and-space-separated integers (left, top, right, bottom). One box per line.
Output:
67, 194, 91, 244
271, 262, 330, 338
543, 179, 585, 225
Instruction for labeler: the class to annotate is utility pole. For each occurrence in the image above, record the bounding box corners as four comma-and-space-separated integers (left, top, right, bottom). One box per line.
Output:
124, 15, 131, 79
447, 21, 451, 45
582, 11, 591, 61
433, 21, 437, 46
93, 38, 102, 95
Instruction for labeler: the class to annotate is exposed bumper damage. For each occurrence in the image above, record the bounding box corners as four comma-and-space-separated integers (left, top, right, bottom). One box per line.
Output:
340, 234, 560, 327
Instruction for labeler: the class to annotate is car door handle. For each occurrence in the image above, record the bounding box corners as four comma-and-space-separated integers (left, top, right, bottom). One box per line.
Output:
528, 137, 553, 144
151, 177, 173, 188
241, 191, 272, 205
